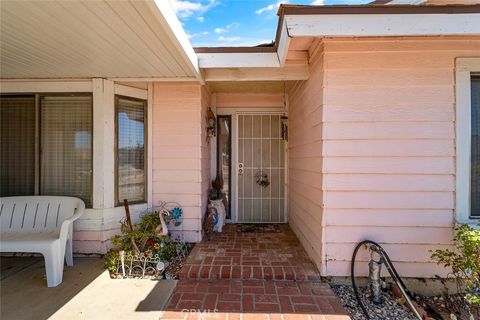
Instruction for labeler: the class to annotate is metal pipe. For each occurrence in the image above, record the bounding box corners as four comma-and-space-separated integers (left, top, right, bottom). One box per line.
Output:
369, 249, 383, 304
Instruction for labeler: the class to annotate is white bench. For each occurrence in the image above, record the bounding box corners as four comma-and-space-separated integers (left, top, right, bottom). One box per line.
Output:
0, 196, 85, 287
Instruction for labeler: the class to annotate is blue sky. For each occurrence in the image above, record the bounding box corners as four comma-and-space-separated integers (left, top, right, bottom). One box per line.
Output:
170, 0, 370, 47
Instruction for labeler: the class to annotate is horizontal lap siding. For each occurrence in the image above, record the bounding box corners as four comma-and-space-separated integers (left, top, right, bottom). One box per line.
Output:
288, 47, 325, 272
152, 82, 206, 242
322, 37, 480, 277
216, 93, 284, 108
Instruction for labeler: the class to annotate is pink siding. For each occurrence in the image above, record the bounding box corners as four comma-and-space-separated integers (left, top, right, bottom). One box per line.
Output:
152, 82, 210, 242
289, 36, 480, 277
288, 44, 325, 273
216, 93, 284, 108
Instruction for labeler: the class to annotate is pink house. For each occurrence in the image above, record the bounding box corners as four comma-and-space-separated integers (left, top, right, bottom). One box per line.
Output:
1, 0, 479, 280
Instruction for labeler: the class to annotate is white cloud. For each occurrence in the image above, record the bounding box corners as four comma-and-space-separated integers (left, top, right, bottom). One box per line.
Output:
170, 0, 218, 19
196, 16, 205, 22
214, 27, 228, 34
226, 22, 239, 29
218, 36, 241, 42
311, 0, 325, 4
214, 22, 239, 34
187, 31, 209, 39
255, 0, 288, 15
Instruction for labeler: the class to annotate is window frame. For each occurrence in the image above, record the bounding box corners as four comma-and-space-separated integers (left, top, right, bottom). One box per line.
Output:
455, 58, 480, 225
114, 94, 148, 207
0, 92, 94, 206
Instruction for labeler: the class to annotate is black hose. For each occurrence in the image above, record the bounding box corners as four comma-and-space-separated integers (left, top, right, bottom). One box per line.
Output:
351, 240, 435, 320
351, 240, 378, 319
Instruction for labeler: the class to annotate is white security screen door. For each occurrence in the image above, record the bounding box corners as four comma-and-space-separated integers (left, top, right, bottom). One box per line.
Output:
237, 114, 286, 223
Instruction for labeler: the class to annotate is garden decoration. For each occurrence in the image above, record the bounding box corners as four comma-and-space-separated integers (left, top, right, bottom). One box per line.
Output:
104, 200, 190, 280
155, 201, 184, 241
117, 250, 165, 279
255, 171, 270, 188
155, 208, 169, 237
209, 199, 226, 232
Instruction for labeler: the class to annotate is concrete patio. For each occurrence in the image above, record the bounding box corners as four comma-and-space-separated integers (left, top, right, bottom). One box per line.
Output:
1, 256, 176, 320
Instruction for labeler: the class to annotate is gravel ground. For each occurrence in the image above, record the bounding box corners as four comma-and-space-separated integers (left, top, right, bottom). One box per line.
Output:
419, 294, 479, 320
331, 285, 417, 320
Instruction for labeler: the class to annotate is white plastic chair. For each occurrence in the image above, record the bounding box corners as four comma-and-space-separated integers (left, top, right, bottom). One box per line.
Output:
0, 196, 85, 287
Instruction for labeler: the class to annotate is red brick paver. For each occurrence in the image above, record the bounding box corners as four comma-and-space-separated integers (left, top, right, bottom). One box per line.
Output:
179, 224, 320, 281
161, 280, 350, 320
161, 224, 350, 320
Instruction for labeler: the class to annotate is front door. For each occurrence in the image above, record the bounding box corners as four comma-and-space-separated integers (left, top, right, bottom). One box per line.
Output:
236, 114, 286, 223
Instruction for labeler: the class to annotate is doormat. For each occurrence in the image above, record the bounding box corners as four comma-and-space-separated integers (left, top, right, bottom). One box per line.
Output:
237, 224, 281, 233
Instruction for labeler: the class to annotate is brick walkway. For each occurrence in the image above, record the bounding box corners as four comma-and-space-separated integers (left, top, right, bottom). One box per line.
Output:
179, 224, 320, 281
161, 224, 350, 320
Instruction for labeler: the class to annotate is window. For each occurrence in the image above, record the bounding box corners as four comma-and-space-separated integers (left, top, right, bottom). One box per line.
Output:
470, 75, 480, 217
115, 96, 147, 205
0, 94, 93, 207
40, 95, 93, 206
456, 58, 480, 223
0, 96, 36, 196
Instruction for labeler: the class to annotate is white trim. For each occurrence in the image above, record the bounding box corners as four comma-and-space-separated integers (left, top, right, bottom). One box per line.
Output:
455, 57, 480, 224
217, 107, 287, 115
147, 82, 154, 208
114, 83, 148, 100
198, 52, 280, 68
149, 0, 200, 77
276, 21, 291, 67
203, 65, 309, 81
285, 14, 480, 37
107, 77, 197, 82
232, 113, 239, 223
92, 78, 115, 209
387, 0, 426, 4
0, 81, 92, 93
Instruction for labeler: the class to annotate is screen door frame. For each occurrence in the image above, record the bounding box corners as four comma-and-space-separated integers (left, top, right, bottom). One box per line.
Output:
232, 111, 288, 223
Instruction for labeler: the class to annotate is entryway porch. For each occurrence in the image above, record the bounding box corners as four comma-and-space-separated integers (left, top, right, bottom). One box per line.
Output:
165, 223, 349, 319
179, 224, 320, 281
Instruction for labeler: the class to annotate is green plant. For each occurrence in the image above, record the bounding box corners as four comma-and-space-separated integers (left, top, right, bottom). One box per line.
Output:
104, 210, 178, 274
431, 224, 480, 306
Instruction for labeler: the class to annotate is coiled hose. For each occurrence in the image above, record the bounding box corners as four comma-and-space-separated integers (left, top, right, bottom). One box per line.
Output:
351, 240, 438, 320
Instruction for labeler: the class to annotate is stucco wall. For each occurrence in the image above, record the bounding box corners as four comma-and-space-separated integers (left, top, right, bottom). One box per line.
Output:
289, 36, 480, 277
152, 82, 210, 242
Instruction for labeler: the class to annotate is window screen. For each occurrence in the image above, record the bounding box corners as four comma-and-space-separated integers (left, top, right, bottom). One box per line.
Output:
40, 95, 93, 207
0, 96, 36, 196
116, 96, 146, 204
471, 75, 480, 217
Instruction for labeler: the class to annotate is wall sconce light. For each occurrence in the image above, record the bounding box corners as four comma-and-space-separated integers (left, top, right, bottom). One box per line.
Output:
206, 107, 216, 143
281, 116, 288, 141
